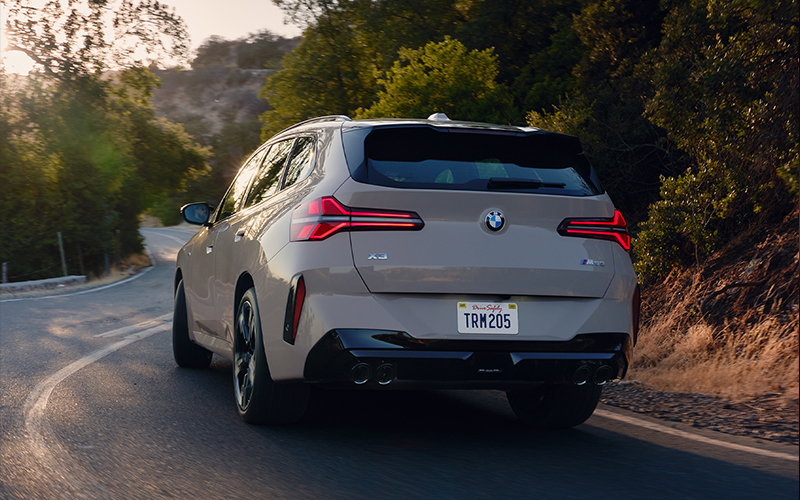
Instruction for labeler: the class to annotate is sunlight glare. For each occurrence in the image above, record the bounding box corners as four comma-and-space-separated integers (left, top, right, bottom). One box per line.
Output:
1, 4, 37, 75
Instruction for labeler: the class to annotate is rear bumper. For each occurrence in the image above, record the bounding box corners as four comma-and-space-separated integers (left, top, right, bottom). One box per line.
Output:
304, 329, 632, 389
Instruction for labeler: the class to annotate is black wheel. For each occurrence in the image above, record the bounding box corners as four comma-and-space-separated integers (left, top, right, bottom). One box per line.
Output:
233, 287, 309, 424
172, 280, 213, 368
506, 383, 602, 429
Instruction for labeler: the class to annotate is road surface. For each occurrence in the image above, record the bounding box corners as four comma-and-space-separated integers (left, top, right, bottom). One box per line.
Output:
1, 228, 797, 499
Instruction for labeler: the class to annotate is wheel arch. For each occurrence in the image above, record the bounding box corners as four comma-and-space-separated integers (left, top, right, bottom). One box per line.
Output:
174, 268, 184, 294
235, 272, 256, 318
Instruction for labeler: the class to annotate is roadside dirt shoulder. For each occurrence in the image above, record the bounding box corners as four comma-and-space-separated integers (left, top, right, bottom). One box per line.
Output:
601, 381, 799, 446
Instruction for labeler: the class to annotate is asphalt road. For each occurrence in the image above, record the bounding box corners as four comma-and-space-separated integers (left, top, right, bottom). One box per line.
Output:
1, 228, 797, 500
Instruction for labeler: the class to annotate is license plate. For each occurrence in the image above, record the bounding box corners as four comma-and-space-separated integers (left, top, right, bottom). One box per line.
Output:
457, 302, 518, 334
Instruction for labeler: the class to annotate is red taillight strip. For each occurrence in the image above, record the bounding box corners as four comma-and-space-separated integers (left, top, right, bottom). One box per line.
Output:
563, 229, 631, 250
291, 196, 424, 241
557, 210, 631, 251
292, 277, 305, 342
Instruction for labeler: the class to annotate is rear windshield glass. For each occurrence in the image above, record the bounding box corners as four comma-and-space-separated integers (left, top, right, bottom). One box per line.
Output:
353, 126, 601, 196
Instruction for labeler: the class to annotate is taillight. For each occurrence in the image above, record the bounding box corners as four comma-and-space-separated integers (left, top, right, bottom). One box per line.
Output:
291, 196, 424, 241
557, 210, 631, 251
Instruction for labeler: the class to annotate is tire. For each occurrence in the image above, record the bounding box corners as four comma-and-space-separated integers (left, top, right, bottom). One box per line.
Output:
233, 287, 309, 425
506, 383, 602, 429
172, 280, 213, 369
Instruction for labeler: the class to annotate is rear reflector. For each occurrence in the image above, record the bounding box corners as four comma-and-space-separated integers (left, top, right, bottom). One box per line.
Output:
557, 210, 631, 250
283, 274, 306, 345
291, 196, 424, 241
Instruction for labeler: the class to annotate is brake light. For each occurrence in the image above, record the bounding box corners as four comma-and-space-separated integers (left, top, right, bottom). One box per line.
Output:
291, 196, 424, 241
557, 210, 631, 250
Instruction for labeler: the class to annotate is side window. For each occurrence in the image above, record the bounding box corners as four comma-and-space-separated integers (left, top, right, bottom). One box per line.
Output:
245, 139, 294, 208
216, 147, 268, 221
283, 136, 316, 189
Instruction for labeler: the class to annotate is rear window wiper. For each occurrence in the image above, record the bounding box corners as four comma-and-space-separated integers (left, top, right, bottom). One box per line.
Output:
487, 177, 566, 190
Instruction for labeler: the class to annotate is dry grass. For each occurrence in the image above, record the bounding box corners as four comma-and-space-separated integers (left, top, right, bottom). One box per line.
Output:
629, 206, 799, 402
630, 315, 799, 401
121, 251, 152, 269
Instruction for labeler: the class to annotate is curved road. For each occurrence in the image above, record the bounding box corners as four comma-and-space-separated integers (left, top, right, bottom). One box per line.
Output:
0, 228, 797, 499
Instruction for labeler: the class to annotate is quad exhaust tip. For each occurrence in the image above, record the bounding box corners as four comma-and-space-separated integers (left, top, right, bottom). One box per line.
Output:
573, 364, 614, 386
349, 362, 397, 385
374, 364, 396, 385
594, 365, 613, 386
573, 365, 592, 386
350, 363, 371, 385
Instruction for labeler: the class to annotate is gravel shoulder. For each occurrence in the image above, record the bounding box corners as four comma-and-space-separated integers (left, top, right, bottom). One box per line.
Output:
601, 381, 799, 446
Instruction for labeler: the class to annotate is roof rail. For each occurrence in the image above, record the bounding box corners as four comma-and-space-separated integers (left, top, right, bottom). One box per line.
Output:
272, 115, 352, 137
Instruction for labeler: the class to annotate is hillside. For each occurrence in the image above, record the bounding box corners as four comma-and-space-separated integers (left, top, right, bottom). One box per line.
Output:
632, 205, 799, 401
151, 67, 273, 139
149, 35, 300, 187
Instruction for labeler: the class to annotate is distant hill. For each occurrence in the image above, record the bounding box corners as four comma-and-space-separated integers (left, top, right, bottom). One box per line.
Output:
145, 34, 300, 224
151, 67, 274, 140
149, 34, 300, 188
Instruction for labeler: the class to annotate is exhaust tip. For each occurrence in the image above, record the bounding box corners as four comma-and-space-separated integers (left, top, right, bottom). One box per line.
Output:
374, 364, 396, 385
594, 365, 613, 386
573, 365, 592, 386
350, 362, 371, 385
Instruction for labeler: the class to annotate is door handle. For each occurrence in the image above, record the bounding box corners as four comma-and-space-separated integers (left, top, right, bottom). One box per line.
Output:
206, 246, 213, 254
234, 229, 246, 243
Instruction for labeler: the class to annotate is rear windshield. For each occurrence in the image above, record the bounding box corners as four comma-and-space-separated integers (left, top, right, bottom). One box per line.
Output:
345, 126, 602, 196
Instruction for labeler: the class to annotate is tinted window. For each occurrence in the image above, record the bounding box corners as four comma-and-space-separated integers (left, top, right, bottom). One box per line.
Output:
357, 127, 601, 196
283, 136, 316, 189
216, 147, 268, 221
244, 139, 293, 208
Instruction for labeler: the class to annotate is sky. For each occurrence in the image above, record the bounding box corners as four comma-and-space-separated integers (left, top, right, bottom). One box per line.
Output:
0, 0, 303, 74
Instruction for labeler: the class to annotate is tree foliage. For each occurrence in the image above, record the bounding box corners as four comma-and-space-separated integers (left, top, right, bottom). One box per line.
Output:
1, 1, 207, 280
260, 0, 566, 135
633, 0, 799, 279
4, 0, 189, 76
258, 10, 374, 138
356, 37, 515, 123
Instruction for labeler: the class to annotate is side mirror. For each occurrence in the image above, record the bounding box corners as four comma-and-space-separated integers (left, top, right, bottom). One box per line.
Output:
181, 202, 214, 226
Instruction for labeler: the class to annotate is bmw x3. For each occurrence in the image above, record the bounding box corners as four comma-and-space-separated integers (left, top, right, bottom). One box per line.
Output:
174, 114, 639, 428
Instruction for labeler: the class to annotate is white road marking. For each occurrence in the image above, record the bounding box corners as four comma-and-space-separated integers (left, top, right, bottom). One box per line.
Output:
594, 409, 798, 461
94, 313, 172, 338
23, 318, 172, 495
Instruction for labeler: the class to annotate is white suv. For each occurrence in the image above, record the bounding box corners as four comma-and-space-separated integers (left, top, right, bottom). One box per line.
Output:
174, 114, 639, 427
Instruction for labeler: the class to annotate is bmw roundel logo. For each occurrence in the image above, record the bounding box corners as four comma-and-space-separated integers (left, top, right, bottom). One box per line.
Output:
485, 210, 505, 231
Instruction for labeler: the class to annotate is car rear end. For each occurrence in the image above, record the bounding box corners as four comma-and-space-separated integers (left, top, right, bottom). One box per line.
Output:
281, 119, 638, 400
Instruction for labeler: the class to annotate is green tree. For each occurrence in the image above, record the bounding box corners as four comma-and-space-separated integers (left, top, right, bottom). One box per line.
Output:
634, 0, 799, 279
528, 0, 681, 223
2, 1, 207, 278
192, 36, 238, 69
355, 37, 516, 123
455, 0, 583, 113
0, 79, 65, 280
236, 30, 294, 69
5, 0, 188, 76
258, 16, 374, 139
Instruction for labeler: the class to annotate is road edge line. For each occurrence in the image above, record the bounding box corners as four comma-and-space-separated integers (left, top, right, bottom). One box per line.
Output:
594, 408, 798, 461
